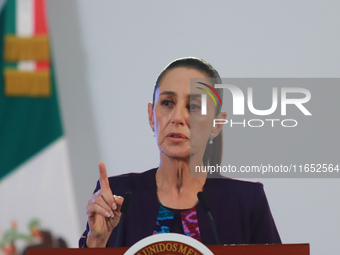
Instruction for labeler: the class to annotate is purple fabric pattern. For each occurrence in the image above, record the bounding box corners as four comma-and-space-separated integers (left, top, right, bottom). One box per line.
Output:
181, 207, 202, 242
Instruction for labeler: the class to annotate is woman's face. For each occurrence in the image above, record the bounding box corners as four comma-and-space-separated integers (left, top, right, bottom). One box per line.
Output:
148, 67, 223, 161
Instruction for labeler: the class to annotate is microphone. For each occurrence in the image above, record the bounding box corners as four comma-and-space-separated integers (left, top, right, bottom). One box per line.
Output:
197, 191, 220, 245
115, 192, 132, 247
120, 192, 132, 213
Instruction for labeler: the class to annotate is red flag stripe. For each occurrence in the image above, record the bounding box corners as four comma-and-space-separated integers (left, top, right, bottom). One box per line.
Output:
34, 0, 48, 35
34, 0, 49, 71
36, 61, 50, 70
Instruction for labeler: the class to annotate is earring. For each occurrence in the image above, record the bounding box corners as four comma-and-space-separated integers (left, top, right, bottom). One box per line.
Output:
152, 129, 155, 137
209, 134, 214, 145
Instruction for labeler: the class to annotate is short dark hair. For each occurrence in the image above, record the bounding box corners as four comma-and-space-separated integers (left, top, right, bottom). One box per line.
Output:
152, 57, 223, 167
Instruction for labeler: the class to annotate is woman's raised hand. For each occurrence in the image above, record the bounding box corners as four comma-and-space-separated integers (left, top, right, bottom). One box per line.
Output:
86, 161, 124, 247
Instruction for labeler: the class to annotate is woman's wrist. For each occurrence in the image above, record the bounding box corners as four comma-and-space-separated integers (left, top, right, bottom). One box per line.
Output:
86, 231, 110, 248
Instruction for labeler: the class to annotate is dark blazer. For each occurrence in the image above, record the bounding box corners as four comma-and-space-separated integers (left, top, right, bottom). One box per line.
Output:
79, 168, 281, 247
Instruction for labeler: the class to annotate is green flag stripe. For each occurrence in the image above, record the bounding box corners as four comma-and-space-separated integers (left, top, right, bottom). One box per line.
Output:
4, 62, 17, 68
4, 0, 16, 35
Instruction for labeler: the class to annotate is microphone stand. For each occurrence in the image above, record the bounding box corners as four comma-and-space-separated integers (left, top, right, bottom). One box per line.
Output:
115, 192, 132, 247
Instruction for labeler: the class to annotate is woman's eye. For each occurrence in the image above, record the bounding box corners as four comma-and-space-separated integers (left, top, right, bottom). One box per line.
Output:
161, 100, 174, 107
188, 103, 201, 111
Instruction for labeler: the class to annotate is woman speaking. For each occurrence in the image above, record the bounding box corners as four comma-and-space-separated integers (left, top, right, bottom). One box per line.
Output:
79, 57, 281, 247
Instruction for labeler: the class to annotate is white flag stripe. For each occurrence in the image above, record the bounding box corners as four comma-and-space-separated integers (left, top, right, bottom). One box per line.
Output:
0, 137, 80, 248
17, 60, 36, 71
16, 0, 34, 36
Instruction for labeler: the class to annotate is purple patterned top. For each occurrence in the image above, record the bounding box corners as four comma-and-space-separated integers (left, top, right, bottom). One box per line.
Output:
153, 205, 202, 242
79, 168, 281, 247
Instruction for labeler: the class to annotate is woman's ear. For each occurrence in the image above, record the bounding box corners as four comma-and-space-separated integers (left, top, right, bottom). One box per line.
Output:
211, 111, 227, 138
148, 102, 154, 130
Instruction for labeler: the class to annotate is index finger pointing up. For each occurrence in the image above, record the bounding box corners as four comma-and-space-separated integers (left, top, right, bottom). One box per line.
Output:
98, 161, 110, 190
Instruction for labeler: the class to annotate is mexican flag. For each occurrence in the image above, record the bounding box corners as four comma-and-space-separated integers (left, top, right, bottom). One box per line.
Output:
0, 0, 79, 251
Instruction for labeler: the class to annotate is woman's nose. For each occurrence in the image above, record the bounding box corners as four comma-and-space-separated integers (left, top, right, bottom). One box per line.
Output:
171, 105, 188, 125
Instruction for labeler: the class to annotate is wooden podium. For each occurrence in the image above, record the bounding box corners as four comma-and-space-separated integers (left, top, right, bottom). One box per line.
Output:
27, 243, 309, 255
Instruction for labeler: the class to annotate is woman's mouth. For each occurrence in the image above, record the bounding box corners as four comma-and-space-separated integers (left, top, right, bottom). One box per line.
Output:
167, 133, 188, 141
